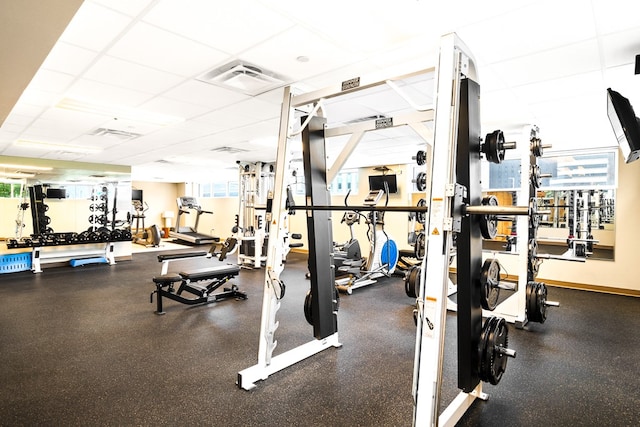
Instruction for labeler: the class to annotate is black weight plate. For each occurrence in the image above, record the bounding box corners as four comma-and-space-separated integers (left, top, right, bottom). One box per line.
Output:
416, 198, 427, 224
479, 196, 498, 239
415, 172, 427, 192
483, 130, 506, 164
405, 265, 421, 298
480, 258, 501, 311
415, 150, 427, 166
414, 232, 426, 260
530, 164, 541, 188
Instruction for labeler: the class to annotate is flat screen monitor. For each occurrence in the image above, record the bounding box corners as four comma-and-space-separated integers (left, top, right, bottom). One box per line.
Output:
368, 174, 398, 193
606, 88, 640, 163
132, 189, 143, 202
46, 188, 66, 199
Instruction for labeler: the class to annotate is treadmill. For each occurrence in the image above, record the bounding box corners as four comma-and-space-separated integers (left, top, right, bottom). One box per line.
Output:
169, 196, 219, 245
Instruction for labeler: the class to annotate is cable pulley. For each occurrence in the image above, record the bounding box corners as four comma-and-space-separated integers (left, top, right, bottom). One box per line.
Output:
480, 258, 501, 310
478, 316, 515, 385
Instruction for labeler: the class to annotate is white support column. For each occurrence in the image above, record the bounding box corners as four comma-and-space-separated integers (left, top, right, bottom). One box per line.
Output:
412, 33, 480, 427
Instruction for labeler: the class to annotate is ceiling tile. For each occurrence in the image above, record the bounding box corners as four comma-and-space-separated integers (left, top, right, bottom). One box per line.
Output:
90, 0, 154, 17
600, 28, 640, 69
142, 0, 294, 54
65, 78, 154, 107
139, 97, 212, 120
459, 0, 596, 65
82, 55, 185, 94
107, 22, 230, 77
163, 80, 249, 109
490, 39, 602, 88
240, 25, 356, 81
58, 2, 133, 52
40, 42, 98, 76
592, 0, 640, 35
26, 69, 75, 94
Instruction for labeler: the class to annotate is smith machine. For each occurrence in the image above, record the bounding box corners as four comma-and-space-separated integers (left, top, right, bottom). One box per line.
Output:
238, 34, 527, 426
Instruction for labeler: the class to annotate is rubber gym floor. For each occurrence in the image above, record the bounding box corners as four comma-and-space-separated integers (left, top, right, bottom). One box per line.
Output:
0, 249, 638, 426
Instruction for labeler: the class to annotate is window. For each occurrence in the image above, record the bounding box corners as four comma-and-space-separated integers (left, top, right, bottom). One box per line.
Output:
198, 180, 239, 198
484, 149, 617, 191
0, 182, 24, 198
330, 169, 359, 195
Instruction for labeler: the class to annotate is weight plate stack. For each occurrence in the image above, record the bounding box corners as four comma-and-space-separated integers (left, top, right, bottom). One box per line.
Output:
404, 265, 421, 298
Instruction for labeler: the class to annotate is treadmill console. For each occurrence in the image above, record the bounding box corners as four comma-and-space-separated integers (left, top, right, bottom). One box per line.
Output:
178, 196, 199, 209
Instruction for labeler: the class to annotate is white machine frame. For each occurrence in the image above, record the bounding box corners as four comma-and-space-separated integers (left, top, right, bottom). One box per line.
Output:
238, 33, 500, 427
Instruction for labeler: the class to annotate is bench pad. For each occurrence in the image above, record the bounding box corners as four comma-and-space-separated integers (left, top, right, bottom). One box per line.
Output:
179, 265, 240, 281
157, 251, 207, 262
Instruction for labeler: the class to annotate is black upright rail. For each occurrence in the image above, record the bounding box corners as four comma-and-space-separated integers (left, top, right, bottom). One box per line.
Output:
301, 115, 338, 340
456, 77, 484, 393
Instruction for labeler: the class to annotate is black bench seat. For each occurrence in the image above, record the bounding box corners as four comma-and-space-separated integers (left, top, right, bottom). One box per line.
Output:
157, 251, 208, 262
179, 265, 240, 281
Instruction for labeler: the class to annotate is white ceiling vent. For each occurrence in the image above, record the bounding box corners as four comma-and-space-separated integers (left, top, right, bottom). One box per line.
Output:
89, 128, 143, 140
210, 146, 249, 154
197, 60, 287, 96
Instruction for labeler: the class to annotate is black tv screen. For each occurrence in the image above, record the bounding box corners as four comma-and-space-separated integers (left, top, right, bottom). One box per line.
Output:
132, 189, 143, 202
369, 174, 398, 193
606, 88, 640, 163
46, 188, 66, 199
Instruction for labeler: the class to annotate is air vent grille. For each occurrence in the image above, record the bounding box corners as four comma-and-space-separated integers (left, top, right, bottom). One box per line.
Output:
89, 128, 143, 140
210, 146, 249, 154
197, 60, 287, 96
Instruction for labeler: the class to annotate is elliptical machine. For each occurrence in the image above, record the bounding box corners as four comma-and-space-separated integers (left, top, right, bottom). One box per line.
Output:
333, 211, 364, 273
336, 189, 399, 294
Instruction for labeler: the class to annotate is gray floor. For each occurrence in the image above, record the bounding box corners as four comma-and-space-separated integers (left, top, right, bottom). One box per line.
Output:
0, 249, 638, 426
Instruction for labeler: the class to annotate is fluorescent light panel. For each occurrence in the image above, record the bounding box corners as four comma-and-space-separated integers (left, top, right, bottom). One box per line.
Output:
14, 139, 102, 154
0, 163, 52, 171
0, 171, 35, 178
55, 97, 184, 126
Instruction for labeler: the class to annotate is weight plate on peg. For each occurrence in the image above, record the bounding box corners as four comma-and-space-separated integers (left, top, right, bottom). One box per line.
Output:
415, 171, 427, 192
416, 198, 427, 224
414, 232, 426, 260
531, 137, 544, 157
405, 265, 421, 298
479, 196, 499, 240
480, 258, 501, 310
483, 130, 506, 164
528, 239, 540, 277
527, 281, 548, 323
415, 150, 427, 166
303, 287, 339, 326
529, 198, 540, 230
530, 164, 541, 188
479, 316, 510, 385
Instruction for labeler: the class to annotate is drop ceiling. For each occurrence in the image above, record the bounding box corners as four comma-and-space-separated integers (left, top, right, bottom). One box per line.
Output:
1, 0, 639, 183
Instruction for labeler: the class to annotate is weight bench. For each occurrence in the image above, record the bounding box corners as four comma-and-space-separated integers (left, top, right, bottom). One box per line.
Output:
157, 237, 238, 275
151, 264, 246, 314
